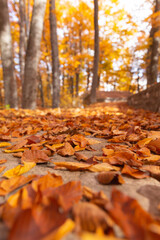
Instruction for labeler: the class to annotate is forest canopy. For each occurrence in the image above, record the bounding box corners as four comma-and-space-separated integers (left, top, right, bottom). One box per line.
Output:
0, 0, 159, 109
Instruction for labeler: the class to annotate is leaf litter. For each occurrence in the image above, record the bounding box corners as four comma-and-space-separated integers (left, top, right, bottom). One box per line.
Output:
0, 104, 160, 239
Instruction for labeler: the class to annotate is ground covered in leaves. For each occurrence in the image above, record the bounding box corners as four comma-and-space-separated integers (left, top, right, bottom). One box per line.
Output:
0, 102, 160, 240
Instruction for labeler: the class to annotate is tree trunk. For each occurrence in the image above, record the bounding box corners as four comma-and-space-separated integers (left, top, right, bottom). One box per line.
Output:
0, 0, 18, 108
75, 72, 79, 97
90, 0, 99, 104
22, 0, 47, 109
146, 0, 160, 87
49, 0, 60, 108
19, 0, 26, 85
38, 71, 45, 108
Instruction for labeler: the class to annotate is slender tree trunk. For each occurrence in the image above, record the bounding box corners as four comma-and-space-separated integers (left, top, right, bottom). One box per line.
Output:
38, 72, 45, 108
22, 0, 47, 109
49, 0, 60, 108
90, 0, 99, 104
75, 72, 79, 97
19, 0, 26, 85
146, 0, 160, 87
0, 0, 18, 108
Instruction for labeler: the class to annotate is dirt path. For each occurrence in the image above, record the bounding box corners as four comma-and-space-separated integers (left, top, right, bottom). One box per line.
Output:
0, 103, 160, 239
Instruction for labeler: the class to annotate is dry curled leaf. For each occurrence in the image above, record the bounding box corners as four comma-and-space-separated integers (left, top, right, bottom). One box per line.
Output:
0, 175, 37, 196
57, 142, 75, 156
73, 202, 113, 233
106, 188, 160, 240
54, 161, 91, 171
121, 164, 149, 179
21, 149, 51, 163
97, 171, 125, 185
147, 138, 160, 154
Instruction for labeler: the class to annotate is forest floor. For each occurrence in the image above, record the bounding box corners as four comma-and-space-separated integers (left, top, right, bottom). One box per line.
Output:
0, 102, 160, 240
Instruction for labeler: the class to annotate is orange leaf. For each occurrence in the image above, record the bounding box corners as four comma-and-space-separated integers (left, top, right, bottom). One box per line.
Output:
73, 202, 113, 233
0, 166, 6, 174
97, 172, 125, 185
0, 175, 37, 196
57, 142, 75, 156
121, 164, 149, 179
106, 188, 160, 240
21, 150, 51, 163
147, 138, 160, 154
0, 159, 7, 164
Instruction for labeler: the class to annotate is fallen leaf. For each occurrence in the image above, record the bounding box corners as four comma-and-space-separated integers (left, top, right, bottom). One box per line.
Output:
96, 172, 125, 185
81, 232, 123, 240
21, 150, 51, 163
32, 172, 63, 192
73, 202, 113, 233
57, 142, 75, 156
121, 164, 149, 179
3, 162, 36, 178
102, 148, 114, 156
0, 159, 7, 164
4, 148, 26, 153
74, 152, 88, 161
147, 138, 160, 154
54, 161, 91, 171
43, 181, 82, 211
42, 219, 75, 240
141, 165, 160, 181
105, 188, 160, 240
0, 166, 6, 174
0, 142, 11, 148
89, 163, 120, 172
0, 175, 37, 196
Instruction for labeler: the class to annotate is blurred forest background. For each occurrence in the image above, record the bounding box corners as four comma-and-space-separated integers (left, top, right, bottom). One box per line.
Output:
0, 0, 159, 109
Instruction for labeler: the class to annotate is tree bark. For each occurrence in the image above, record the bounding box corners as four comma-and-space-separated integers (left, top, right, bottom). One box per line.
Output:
146, 0, 160, 87
22, 0, 47, 109
19, 0, 26, 85
0, 0, 18, 108
49, 0, 60, 108
90, 0, 99, 104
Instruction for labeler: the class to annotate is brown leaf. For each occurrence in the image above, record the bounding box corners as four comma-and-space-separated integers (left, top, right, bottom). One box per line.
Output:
73, 202, 113, 233
121, 164, 149, 179
43, 181, 82, 211
21, 150, 51, 163
103, 150, 142, 167
57, 142, 75, 156
0, 159, 7, 164
74, 152, 88, 161
0, 166, 6, 174
141, 165, 160, 181
106, 188, 160, 240
147, 138, 160, 154
9, 198, 68, 240
0, 175, 37, 196
54, 161, 91, 171
97, 172, 125, 185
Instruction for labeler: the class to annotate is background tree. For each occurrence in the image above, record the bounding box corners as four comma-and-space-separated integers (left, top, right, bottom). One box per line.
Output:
146, 0, 160, 86
90, 0, 99, 104
49, 0, 60, 108
22, 0, 47, 109
0, 0, 18, 108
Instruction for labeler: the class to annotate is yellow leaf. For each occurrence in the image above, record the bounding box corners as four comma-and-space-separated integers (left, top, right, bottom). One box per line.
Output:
4, 148, 26, 153
0, 142, 11, 148
3, 162, 36, 178
81, 232, 123, 240
42, 219, 75, 240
